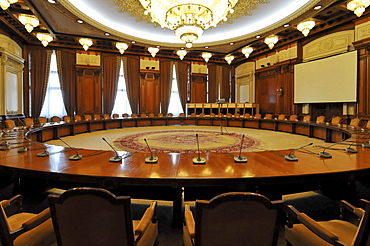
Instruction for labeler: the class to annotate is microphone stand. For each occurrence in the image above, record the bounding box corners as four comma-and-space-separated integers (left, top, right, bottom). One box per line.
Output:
193, 134, 206, 164
319, 139, 345, 158
346, 130, 370, 153
144, 138, 158, 163
284, 143, 313, 161
234, 134, 247, 163
102, 138, 122, 162
24, 138, 50, 157
58, 137, 82, 160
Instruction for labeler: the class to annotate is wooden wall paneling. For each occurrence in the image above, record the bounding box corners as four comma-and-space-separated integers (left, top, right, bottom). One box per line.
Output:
356, 46, 370, 116
76, 66, 102, 115
221, 66, 231, 101
190, 74, 207, 103
275, 61, 295, 115
255, 68, 277, 114
140, 71, 160, 114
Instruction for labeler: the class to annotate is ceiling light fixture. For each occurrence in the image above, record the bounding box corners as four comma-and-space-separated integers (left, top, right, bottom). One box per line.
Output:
139, 0, 238, 48
148, 47, 159, 57
18, 14, 39, 33
241, 46, 253, 58
297, 19, 315, 36
347, 0, 370, 17
79, 38, 93, 51
176, 50, 187, 60
201, 52, 212, 62
224, 54, 234, 65
0, 0, 17, 10
116, 42, 129, 54
264, 35, 279, 49
36, 33, 53, 47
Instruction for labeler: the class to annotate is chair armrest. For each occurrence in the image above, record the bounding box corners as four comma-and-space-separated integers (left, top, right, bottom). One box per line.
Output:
134, 201, 157, 237
22, 208, 51, 231
3, 195, 22, 216
184, 204, 195, 239
340, 200, 365, 221
286, 205, 340, 245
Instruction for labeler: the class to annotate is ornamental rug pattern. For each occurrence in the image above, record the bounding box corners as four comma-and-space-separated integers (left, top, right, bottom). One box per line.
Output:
113, 130, 260, 153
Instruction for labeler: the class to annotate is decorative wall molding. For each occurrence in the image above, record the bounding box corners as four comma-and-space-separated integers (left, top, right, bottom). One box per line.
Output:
355, 21, 370, 42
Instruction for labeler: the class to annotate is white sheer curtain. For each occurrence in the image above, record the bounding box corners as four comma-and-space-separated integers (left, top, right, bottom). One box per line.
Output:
40, 50, 67, 118
168, 64, 184, 116
112, 60, 132, 115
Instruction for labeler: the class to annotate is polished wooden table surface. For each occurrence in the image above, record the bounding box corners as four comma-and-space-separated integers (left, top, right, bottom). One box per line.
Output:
1, 116, 370, 225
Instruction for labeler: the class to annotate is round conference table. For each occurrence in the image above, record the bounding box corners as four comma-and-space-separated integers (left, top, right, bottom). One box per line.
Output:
1, 115, 370, 226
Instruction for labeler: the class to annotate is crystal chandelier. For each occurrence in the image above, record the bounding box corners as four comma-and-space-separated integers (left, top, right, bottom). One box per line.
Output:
176, 50, 187, 60
297, 19, 315, 37
148, 47, 159, 57
139, 0, 238, 48
347, 0, 370, 17
18, 14, 39, 33
264, 35, 279, 49
224, 54, 234, 65
36, 33, 53, 47
79, 38, 93, 51
201, 52, 212, 62
116, 42, 129, 54
241, 46, 253, 58
0, 0, 17, 10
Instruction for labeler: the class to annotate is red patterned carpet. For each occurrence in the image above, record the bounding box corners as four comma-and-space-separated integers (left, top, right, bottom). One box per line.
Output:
113, 129, 260, 153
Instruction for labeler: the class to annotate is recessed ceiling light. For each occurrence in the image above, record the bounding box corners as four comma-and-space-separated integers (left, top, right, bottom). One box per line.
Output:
204, 46, 209, 49
255, 35, 261, 39
104, 32, 110, 36
284, 24, 290, 27
48, 0, 57, 3
229, 42, 234, 45
314, 5, 322, 10
131, 41, 136, 43
76, 19, 84, 24
156, 45, 160, 48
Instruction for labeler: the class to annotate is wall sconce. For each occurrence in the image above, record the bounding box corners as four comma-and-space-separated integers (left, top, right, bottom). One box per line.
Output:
148, 47, 159, 57
224, 54, 234, 65
18, 14, 39, 33
0, 0, 17, 10
176, 49, 187, 60
297, 19, 315, 37
201, 52, 212, 62
36, 33, 53, 47
241, 46, 253, 58
79, 38, 93, 51
277, 86, 283, 97
264, 35, 279, 49
347, 0, 370, 17
116, 42, 128, 54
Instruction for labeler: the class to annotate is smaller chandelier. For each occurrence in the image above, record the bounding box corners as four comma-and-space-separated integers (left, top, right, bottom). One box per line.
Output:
79, 38, 93, 51
36, 33, 53, 47
116, 42, 128, 54
0, 0, 17, 10
241, 46, 253, 58
148, 47, 159, 57
264, 35, 279, 49
176, 50, 187, 60
347, 0, 370, 17
18, 14, 39, 33
224, 54, 234, 65
201, 52, 212, 63
297, 19, 315, 37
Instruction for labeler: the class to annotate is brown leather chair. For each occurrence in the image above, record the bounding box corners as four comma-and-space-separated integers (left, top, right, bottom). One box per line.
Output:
112, 113, 119, 119
183, 192, 283, 246
278, 114, 286, 120
350, 118, 361, 127
103, 114, 111, 119
62, 116, 71, 122
331, 116, 342, 125
122, 113, 129, 117
4, 119, 16, 130
23, 118, 34, 128
316, 116, 325, 124
149, 113, 155, 117
210, 113, 216, 117
49, 187, 158, 246
179, 113, 185, 117
131, 113, 137, 118
303, 115, 311, 122
51, 116, 61, 122
285, 199, 370, 246
265, 114, 273, 120
289, 115, 298, 121
74, 115, 82, 122
0, 195, 56, 246
190, 113, 196, 117
234, 113, 240, 118
158, 113, 164, 117
140, 113, 147, 118
254, 113, 262, 119
38, 117, 47, 125
93, 114, 101, 120
84, 114, 92, 121
244, 113, 251, 118
364, 120, 370, 129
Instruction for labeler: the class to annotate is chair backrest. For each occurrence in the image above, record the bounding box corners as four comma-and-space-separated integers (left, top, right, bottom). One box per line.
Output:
112, 114, 119, 119
365, 120, 370, 129
74, 115, 82, 122
140, 113, 147, 118
254, 114, 261, 119
93, 114, 101, 120
265, 114, 273, 119
51, 116, 61, 122
24, 118, 34, 127
149, 113, 155, 117
353, 199, 370, 246
350, 118, 361, 127
63, 116, 71, 122
316, 115, 325, 124
289, 115, 298, 121
158, 113, 164, 117
331, 116, 342, 125
49, 188, 135, 246
194, 192, 283, 246
244, 113, 251, 118
278, 114, 286, 120
131, 113, 137, 118
38, 117, 47, 125
190, 113, 196, 117
123, 113, 129, 117
179, 113, 185, 117
103, 114, 110, 119
84, 114, 92, 121
303, 115, 311, 122
4, 119, 16, 129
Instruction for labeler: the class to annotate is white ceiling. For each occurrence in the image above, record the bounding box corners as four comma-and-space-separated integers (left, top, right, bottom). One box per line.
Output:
60, 0, 321, 48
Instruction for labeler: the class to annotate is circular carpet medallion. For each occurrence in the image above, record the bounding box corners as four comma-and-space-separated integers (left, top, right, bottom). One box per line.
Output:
113, 130, 260, 153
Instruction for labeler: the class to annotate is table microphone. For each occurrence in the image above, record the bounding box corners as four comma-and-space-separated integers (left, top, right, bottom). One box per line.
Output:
193, 134, 206, 164
346, 130, 370, 153
234, 134, 247, 163
325, 115, 335, 125
24, 138, 50, 157
102, 137, 122, 162
319, 139, 345, 158
58, 137, 82, 160
0, 141, 10, 150
144, 138, 158, 163
17, 138, 28, 153
337, 118, 347, 127
284, 143, 313, 161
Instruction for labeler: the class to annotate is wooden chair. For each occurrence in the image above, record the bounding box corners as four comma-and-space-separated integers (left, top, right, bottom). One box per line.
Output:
364, 120, 370, 129
179, 113, 185, 117
234, 113, 240, 118
103, 114, 111, 119
289, 115, 298, 121
285, 199, 370, 246
316, 116, 326, 124
24, 118, 34, 128
74, 115, 82, 122
49, 187, 158, 246
183, 192, 284, 246
112, 113, 119, 119
350, 118, 361, 127
93, 114, 101, 120
265, 114, 273, 120
278, 114, 286, 120
140, 113, 147, 118
199, 113, 205, 117
190, 113, 196, 117
226, 113, 232, 118
0, 195, 56, 246
331, 116, 342, 125
122, 113, 129, 117
149, 113, 155, 117
4, 119, 16, 131
84, 114, 92, 121
303, 115, 311, 122
131, 113, 137, 118
62, 116, 71, 122
254, 113, 262, 119
38, 117, 47, 125
158, 113, 164, 117
244, 113, 251, 118
210, 113, 216, 117
51, 116, 61, 122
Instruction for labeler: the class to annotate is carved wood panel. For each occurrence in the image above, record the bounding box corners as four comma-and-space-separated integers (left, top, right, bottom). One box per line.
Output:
190, 74, 207, 103
140, 72, 160, 114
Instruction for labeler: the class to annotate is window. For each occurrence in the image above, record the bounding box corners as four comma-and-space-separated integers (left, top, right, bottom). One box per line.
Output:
112, 61, 132, 115
167, 64, 184, 116
40, 51, 67, 118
